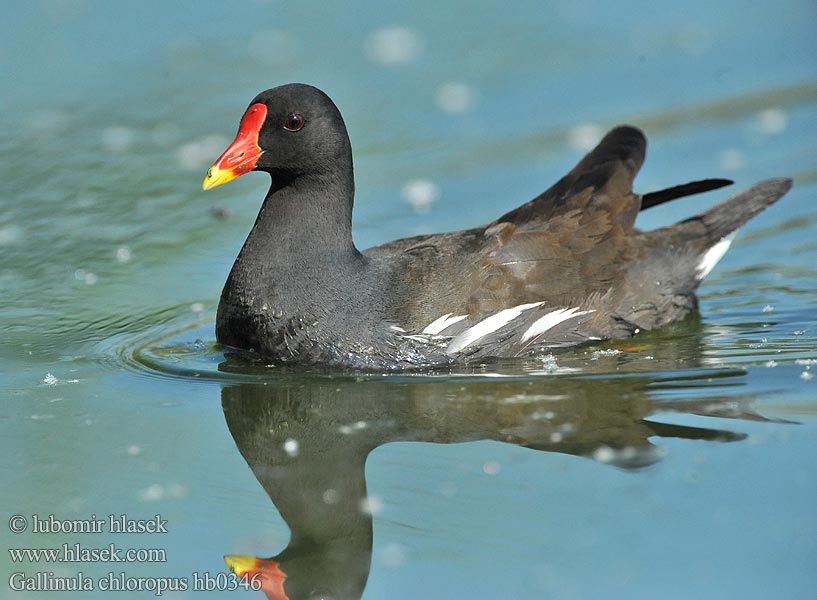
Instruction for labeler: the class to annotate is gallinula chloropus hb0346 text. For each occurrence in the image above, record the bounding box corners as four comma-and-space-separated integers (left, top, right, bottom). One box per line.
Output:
202, 83, 791, 368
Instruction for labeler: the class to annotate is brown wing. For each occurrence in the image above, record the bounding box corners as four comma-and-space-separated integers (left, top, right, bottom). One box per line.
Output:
368, 126, 649, 330
494, 125, 646, 230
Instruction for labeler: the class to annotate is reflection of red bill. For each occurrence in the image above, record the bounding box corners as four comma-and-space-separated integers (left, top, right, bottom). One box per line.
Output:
202, 104, 268, 191
224, 554, 288, 600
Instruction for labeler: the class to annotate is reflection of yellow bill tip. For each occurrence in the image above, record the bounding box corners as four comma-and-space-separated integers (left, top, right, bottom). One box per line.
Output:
224, 554, 257, 575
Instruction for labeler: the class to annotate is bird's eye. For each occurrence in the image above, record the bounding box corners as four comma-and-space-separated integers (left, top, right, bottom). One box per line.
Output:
284, 114, 304, 131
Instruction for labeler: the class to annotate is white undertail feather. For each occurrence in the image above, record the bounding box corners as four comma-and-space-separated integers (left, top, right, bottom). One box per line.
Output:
446, 302, 543, 354
697, 235, 734, 279
422, 313, 468, 335
520, 307, 595, 342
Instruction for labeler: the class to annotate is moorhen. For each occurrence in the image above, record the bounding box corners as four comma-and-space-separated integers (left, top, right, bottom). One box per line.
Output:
202, 83, 791, 368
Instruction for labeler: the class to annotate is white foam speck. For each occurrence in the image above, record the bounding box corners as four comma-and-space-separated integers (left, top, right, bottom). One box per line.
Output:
364, 26, 423, 65
381, 543, 407, 568
322, 488, 339, 504
116, 246, 132, 263
567, 123, 603, 152
0, 224, 23, 246
176, 135, 229, 170
440, 482, 458, 498
167, 483, 188, 499
756, 108, 788, 136
26, 108, 68, 138
126, 445, 142, 456
717, 149, 745, 171
482, 461, 501, 475
102, 126, 135, 153
190, 302, 205, 313
283, 438, 300, 457
360, 495, 384, 515
762, 304, 774, 314
43, 373, 58, 385
436, 82, 478, 113
401, 179, 440, 214
138, 484, 165, 502
801, 371, 814, 381
591, 349, 622, 360
592, 446, 616, 464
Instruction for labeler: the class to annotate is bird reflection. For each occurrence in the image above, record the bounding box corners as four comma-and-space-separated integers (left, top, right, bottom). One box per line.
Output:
219, 364, 774, 600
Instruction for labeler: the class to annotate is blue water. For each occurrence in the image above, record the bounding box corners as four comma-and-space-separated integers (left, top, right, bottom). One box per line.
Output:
2, 1, 816, 599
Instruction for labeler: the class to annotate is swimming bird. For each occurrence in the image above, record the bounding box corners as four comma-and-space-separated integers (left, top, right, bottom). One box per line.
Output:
202, 83, 791, 368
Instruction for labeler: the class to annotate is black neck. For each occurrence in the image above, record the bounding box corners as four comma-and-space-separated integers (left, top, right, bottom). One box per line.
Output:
238, 167, 359, 272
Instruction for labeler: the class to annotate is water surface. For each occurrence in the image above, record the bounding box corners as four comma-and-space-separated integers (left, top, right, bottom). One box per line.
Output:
2, 1, 816, 599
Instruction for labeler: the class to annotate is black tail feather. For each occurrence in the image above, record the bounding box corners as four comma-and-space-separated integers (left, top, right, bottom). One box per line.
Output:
641, 178, 734, 211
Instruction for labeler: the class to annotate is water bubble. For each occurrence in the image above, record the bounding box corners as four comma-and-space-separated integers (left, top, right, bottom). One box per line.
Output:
482, 461, 501, 475
801, 371, 814, 381
116, 246, 132, 263
401, 179, 440, 214
283, 438, 300, 457
440, 481, 457, 498
126, 445, 142, 456
755, 108, 788, 136
0, 224, 23, 246
381, 543, 407, 568
190, 302, 205, 313
25, 108, 69, 138
167, 483, 188, 499
364, 26, 423, 65
436, 82, 478, 113
138, 484, 165, 502
175, 135, 229, 170
717, 149, 745, 171
359, 495, 384, 515
102, 126, 135, 153
592, 446, 616, 463
567, 123, 603, 151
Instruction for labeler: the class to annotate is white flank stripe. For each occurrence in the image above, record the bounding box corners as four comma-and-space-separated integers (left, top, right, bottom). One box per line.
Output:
422, 313, 467, 335
520, 307, 595, 342
446, 302, 543, 354
697, 235, 734, 279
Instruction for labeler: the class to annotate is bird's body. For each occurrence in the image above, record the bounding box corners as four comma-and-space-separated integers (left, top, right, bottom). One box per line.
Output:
204, 84, 791, 368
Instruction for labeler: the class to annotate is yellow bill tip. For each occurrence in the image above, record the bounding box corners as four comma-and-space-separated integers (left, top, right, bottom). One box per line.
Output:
202, 165, 236, 191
